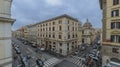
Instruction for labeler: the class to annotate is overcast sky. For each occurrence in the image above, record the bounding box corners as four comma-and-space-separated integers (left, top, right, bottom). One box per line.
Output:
11, 0, 102, 30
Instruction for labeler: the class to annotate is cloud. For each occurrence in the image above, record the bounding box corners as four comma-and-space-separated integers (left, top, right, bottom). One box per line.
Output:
45, 0, 63, 6
11, 0, 102, 30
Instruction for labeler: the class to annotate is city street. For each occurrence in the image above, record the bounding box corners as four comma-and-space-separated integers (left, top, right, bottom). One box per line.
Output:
12, 38, 88, 67
12, 37, 61, 67
75, 35, 102, 67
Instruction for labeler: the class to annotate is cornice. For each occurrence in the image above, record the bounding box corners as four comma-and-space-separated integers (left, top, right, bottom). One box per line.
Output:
0, 17, 15, 24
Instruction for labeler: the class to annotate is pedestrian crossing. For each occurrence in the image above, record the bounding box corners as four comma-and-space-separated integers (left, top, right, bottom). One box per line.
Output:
43, 58, 60, 67
66, 56, 87, 67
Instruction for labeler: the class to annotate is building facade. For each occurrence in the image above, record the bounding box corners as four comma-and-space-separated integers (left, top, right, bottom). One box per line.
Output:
0, 0, 15, 67
36, 14, 82, 56
28, 24, 37, 44
82, 19, 95, 45
99, 0, 120, 67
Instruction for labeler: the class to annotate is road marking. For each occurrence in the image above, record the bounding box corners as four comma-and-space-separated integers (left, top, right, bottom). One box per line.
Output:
26, 51, 30, 54
27, 47, 34, 53
17, 64, 22, 67
31, 63, 36, 67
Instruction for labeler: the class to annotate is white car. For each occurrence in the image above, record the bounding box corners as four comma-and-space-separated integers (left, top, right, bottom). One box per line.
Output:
41, 48, 45, 51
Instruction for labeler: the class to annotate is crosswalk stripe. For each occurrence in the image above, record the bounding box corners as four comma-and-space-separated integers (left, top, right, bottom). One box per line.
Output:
66, 56, 87, 66
45, 58, 56, 65
44, 58, 59, 67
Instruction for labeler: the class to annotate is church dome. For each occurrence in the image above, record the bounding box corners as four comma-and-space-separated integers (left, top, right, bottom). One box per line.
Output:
83, 19, 92, 28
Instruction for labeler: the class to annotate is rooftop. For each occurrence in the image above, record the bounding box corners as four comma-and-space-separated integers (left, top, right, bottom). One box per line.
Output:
36, 14, 79, 25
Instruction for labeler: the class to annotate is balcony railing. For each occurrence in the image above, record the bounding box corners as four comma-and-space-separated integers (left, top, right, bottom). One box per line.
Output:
102, 42, 120, 46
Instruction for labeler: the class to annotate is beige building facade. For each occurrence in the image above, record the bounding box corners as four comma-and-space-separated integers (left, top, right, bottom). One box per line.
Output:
36, 14, 82, 56
0, 0, 15, 67
99, 0, 120, 67
28, 24, 37, 44
82, 19, 96, 45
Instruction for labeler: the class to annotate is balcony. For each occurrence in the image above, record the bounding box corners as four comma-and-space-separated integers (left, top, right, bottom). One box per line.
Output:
102, 42, 120, 47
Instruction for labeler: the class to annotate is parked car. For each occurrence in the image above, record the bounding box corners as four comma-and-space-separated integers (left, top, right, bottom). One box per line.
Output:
81, 46, 85, 51
22, 57, 30, 67
36, 59, 44, 67
40, 48, 45, 51
15, 47, 21, 54
35, 49, 42, 54
26, 55, 31, 60
20, 54, 30, 67
31, 44, 37, 48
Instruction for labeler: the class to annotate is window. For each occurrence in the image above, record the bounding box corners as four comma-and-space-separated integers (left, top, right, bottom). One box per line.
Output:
67, 43, 69, 51
43, 28, 45, 31
59, 35, 62, 39
59, 43, 62, 46
49, 27, 51, 31
59, 26, 62, 31
72, 27, 74, 31
111, 35, 120, 43
75, 28, 77, 31
71, 46, 74, 49
75, 41, 77, 43
60, 49, 62, 53
46, 24, 48, 26
68, 26, 69, 31
113, 0, 119, 5
72, 22, 74, 25
49, 23, 51, 25
111, 10, 119, 17
49, 34, 51, 38
72, 42, 74, 44
82, 31, 84, 34
46, 35, 47, 37
53, 34, 55, 38
73, 34, 74, 38
53, 22, 55, 25
68, 34, 70, 39
59, 20, 62, 24
76, 34, 77, 37
112, 48, 119, 53
67, 43, 69, 47
68, 20, 69, 24
52, 27, 55, 31
43, 24, 45, 26
53, 42, 56, 44
46, 28, 48, 31
111, 22, 120, 29
67, 48, 69, 51
38, 34, 39, 36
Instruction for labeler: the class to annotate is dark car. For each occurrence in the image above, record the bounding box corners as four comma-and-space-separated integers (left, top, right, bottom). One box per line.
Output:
31, 44, 37, 48
36, 59, 44, 67
23, 41, 27, 45
15, 47, 21, 54
26, 55, 31, 60
22, 57, 30, 67
20, 54, 30, 67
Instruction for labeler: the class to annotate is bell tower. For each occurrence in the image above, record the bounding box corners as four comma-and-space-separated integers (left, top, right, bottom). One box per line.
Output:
0, 0, 15, 67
